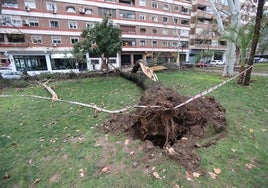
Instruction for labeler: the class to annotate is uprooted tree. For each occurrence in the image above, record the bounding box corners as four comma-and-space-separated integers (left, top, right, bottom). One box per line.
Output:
102, 61, 227, 171
72, 16, 227, 171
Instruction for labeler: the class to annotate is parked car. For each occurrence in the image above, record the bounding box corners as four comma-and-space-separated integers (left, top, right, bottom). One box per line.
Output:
0, 71, 22, 79
258, 58, 268, 63
196, 61, 209, 68
210, 60, 224, 65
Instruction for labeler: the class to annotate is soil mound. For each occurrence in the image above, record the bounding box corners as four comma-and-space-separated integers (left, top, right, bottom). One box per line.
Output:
103, 85, 226, 170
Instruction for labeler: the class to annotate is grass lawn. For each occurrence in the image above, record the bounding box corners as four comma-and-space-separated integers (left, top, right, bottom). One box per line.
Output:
0, 70, 267, 188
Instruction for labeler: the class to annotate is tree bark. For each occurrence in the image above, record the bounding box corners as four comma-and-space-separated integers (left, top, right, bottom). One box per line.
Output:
243, 0, 265, 86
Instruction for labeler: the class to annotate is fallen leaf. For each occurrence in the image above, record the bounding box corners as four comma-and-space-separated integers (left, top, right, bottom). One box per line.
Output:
153, 172, 162, 179
167, 147, 176, 155
209, 172, 217, 179
181, 137, 188, 140
101, 166, 110, 174
4, 172, 11, 179
193, 172, 201, 177
33, 178, 41, 185
173, 184, 180, 188
261, 128, 266, 132
249, 128, 254, 133
79, 168, 85, 177
231, 148, 236, 153
27, 159, 33, 165
245, 163, 256, 169
186, 171, 192, 181
213, 168, 222, 175
124, 139, 129, 145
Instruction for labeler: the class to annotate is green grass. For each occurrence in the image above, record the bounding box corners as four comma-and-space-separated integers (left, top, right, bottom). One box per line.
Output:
0, 71, 267, 188
253, 63, 268, 72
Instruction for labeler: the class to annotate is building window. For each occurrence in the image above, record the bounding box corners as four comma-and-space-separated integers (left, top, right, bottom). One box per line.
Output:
52, 36, 62, 44
181, 19, 189, 25
0, 34, 5, 42
25, 0, 36, 9
152, 29, 157, 34
84, 8, 93, 14
119, 10, 136, 20
173, 18, 179, 24
14, 56, 47, 71
123, 39, 136, 47
139, 0, 146, 6
182, 6, 190, 14
140, 28, 146, 34
140, 14, 146, 20
28, 19, 39, 27
3, 0, 18, 8
46, 2, 57, 11
152, 2, 158, 8
66, 5, 76, 13
173, 29, 180, 36
70, 37, 79, 44
140, 40, 145, 46
180, 41, 188, 48
152, 16, 158, 22
98, 8, 116, 18
162, 28, 168, 35
162, 41, 168, 47
172, 41, 179, 47
174, 5, 179, 12
50, 20, 59, 28
152, 40, 157, 46
31, 36, 42, 44
12, 16, 22, 27
0, 16, 11, 25
86, 22, 95, 28
7, 34, 25, 43
181, 30, 189, 37
163, 17, 168, 24
68, 21, 77, 29
163, 4, 169, 10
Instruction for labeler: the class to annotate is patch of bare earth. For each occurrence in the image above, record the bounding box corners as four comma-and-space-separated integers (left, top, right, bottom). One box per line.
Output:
49, 174, 61, 182
103, 86, 226, 171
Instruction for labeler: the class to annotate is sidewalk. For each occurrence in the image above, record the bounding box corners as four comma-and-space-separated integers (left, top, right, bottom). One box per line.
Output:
196, 67, 268, 76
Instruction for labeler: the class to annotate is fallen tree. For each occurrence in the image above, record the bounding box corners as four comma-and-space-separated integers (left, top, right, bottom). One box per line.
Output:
104, 60, 227, 171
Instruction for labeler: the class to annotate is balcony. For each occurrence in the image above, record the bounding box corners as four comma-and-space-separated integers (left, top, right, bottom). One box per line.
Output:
121, 25, 136, 34
0, 42, 29, 48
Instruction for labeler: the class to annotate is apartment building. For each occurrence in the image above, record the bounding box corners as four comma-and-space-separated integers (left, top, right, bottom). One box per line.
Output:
0, 0, 192, 74
189, 0, 228, 63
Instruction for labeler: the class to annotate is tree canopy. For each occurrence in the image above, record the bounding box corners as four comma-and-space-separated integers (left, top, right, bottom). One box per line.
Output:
73, 16, 122, 69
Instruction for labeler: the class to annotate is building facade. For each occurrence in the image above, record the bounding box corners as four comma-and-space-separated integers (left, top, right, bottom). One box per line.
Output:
0, 0, 229, 75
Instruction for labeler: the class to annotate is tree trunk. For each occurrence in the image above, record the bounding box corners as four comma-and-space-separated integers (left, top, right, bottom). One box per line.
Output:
243, 0, 265, 86
237, 66, 246, 84
222, 42, 236, 77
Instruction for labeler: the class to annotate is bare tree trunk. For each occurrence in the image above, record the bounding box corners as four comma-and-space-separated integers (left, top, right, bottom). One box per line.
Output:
222, 42, 236, 77
243, 0, 265, 86
209, 0, 241, 77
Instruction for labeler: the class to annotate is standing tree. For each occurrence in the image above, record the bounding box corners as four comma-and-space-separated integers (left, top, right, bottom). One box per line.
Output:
243, 0, 265, 86
73, 16, 122, 75
220, 23, 255, 84
208, 0, 243, 77
257, 13, 268, 54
